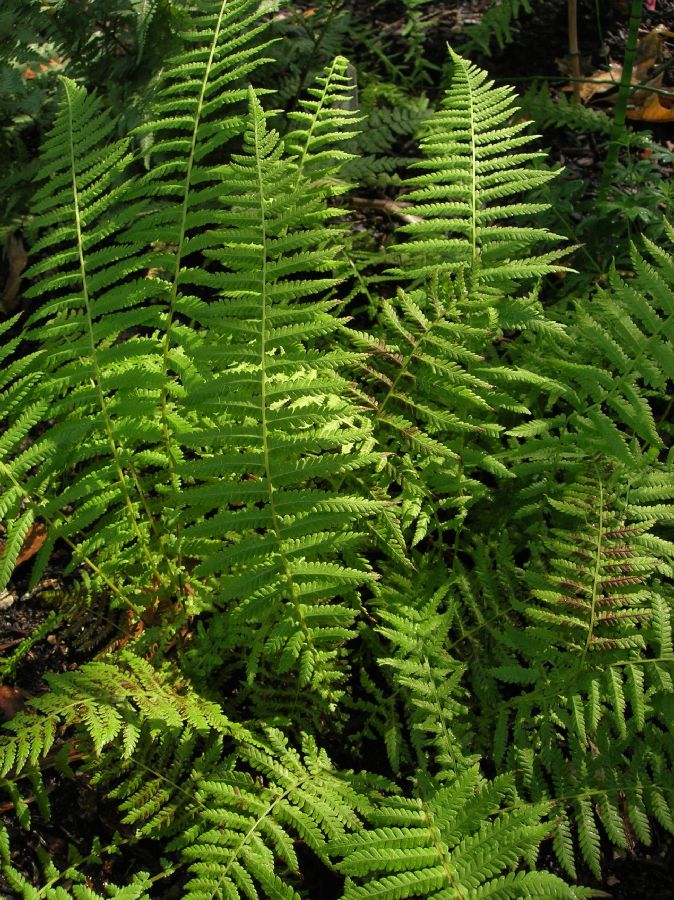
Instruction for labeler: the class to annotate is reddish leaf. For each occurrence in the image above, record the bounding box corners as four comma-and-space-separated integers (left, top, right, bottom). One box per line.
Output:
1, 232, 28, 314
18, 523, 48, 566
0, 523, 49, 568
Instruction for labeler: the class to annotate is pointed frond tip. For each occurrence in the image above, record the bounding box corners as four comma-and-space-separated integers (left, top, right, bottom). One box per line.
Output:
390, 46, 571, 289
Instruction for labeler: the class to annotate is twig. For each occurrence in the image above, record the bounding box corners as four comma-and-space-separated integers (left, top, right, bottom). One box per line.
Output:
498, 67, 674, 98
349, 196, 423, 225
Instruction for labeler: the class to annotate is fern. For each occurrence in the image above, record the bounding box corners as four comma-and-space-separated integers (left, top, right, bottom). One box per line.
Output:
174, 87, 382, 700
344, 89, 430, 187
0, 0, 278, 603
0, 77, 159, 601
0, 841, 153, 900
0, 14, 379, 700
130, 0, 159, 61
0, 653, 242, 781
286, 54, 361, 189
0, 653, 367, 899
452, 471, 674, 879
374, 575, 472, 778
352, 272, 560, 539
163, 731, 369, 899
519, 84, 614, 136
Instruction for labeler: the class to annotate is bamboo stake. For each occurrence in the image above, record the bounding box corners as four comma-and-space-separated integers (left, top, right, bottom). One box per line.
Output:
568, 0, 582, 103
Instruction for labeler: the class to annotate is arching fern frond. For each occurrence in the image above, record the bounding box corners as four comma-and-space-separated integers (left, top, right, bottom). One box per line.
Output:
374, 572, 472, 779
176, 89, 383, 704
485, 472, 674, 878
508, 227, 674, 475
0, 78, 168, 603
0, 656, 370, 900
161, 730, 370, 899
0, 653, 243, 790
333, 767, 590, 899
351, 272, 561, 541
286, 54, 361, 191
391, 48, 567, 288
124, 0, 274, 496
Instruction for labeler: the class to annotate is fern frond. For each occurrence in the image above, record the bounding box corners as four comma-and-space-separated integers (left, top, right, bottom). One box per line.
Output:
0, 77, 170, 602
130, 0, 159, 62
177, 89, 382, 702
485, 473, 674, 876
374, 572, 473, 779
124, 0, 274, 498
509, 229, 674, 471
333, 768, 587, 899
161, 730, 369, 899
286, 55, 361, 191
352, 271, 562, 540
0, 828, 153, 900
355, 276, 491, 534
520, 84, 614, 136
344, 92, 430, 187
391, 49, 567, 288
0, 653, 243, 787
1, 656, 370, 899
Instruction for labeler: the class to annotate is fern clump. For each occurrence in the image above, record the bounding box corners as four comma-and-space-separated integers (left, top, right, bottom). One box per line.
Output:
1, 3, 672, 896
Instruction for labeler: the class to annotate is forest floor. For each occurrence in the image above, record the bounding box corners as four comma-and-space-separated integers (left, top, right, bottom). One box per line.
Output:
2, 0, 674, 897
